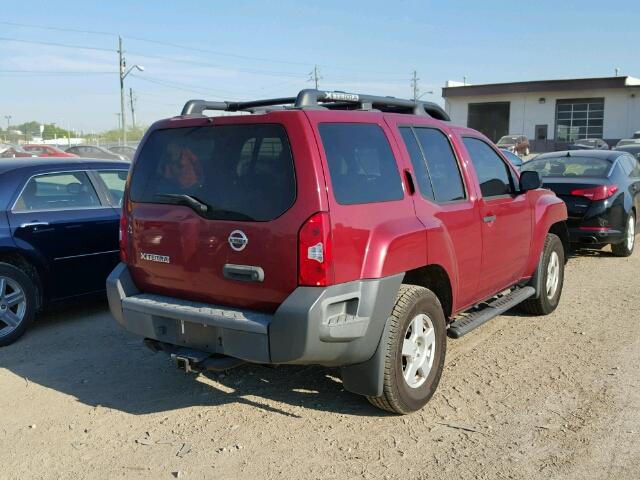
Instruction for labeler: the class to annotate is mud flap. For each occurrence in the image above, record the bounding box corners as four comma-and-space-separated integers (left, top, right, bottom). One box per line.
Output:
339, 318, 392, 397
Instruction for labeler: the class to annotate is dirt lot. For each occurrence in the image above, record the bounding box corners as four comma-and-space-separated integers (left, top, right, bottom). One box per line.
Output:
1, 247, 639, 480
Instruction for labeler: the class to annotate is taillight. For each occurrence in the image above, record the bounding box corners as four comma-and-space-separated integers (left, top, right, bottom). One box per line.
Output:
119, 213, 128, 262
119, 196, 132, 263
298, 212, 334, 286
570, 185, 618, 201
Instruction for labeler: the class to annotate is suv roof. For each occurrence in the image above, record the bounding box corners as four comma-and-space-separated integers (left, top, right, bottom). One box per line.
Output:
179, 89, 451, 121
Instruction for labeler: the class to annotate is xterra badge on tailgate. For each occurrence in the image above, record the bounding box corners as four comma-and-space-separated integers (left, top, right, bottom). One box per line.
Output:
140, 252, 170, 263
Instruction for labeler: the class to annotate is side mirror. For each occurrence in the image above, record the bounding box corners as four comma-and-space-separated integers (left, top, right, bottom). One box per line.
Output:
519, 170, 542, 193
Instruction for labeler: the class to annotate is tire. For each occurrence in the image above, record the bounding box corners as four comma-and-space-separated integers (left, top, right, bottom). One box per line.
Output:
519, 233, 565, 315
367, 285, 447, 414
0, 262, 37, 347
611, 212, 636, 257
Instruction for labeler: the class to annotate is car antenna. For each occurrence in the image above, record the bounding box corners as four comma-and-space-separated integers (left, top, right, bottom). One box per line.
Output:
566, 151, 571, 157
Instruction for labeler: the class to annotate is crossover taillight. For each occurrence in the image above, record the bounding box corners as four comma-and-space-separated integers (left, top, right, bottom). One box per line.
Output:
570, 185, 619, 201
298, 212, 334, 286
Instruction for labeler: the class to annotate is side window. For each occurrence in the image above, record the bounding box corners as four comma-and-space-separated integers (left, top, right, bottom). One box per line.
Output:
319, 123, 404, 205
414, 128, 466, 202
14, 172, 101, 212
463, 137, 514, 198
399, 127, 434, 201
97, 170, 128, 206
619, 156, 634, 177
631, 157, 640, 177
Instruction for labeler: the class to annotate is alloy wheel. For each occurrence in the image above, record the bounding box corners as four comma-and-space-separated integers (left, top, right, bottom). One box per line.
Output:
401, 314, 436, 389
0, 276, 27, 339
546, 251, 560, 300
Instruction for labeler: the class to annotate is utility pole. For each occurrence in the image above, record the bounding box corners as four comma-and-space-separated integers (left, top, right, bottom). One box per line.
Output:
118, 36, 126, 145
129, 88, 137, 130
116, 113, 122, 131
308, 65, 321, 90
411, 70, 420, 101
4, 115, 11, 132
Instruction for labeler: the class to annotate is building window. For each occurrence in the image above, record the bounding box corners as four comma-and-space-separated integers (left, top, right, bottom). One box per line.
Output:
555, 98, 604, 142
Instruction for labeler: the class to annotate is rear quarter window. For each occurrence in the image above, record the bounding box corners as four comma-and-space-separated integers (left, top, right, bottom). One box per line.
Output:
129, 124, 296, 222
318, 123, 403, 205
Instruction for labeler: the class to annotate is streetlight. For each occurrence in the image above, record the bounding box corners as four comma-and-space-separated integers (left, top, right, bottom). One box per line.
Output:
120, 63, 144, 145
417, 90, 434, 100
4, 115, 11, 132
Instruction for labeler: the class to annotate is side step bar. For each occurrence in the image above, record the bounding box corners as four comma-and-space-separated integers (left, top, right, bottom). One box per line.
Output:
447, 286, 535, 339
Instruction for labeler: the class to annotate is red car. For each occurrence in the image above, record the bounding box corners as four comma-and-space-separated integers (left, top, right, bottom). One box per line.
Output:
108, 89, 568, 414
0, 144, 36, 158
22, 144, 78, 157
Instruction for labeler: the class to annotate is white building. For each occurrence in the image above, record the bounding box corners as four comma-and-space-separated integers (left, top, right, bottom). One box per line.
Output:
442, 76, 640, 152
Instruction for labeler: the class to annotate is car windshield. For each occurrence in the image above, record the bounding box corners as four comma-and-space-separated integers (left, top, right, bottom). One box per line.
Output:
573, 139, 597, 146
616, 139, 640, 147
497, 136, 517, 145
522, 156, 611, 178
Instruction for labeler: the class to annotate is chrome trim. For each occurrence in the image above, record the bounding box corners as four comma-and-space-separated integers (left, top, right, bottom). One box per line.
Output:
54, 250, 119, 261
19, 221, 49, 228
10, 169, 110, 213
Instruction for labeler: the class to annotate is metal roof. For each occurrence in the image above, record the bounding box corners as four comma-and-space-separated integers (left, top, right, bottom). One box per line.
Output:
442, 76, 640, 98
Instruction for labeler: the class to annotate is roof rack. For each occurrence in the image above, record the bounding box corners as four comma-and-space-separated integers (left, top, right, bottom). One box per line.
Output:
181, 89, 450, 121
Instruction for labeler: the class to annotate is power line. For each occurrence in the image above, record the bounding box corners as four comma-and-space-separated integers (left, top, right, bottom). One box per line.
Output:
0, 20, 114, 37
0, 36, 114, 52
0, 20, 411, 77
0, 69, 116, 75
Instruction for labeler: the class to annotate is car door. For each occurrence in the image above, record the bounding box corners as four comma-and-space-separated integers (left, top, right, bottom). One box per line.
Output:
462, 136, 532, 299
8, 170, 120, 300
393, 124, 483, 310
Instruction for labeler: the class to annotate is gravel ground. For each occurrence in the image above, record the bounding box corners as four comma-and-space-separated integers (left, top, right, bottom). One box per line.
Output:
1, 246, 639, 480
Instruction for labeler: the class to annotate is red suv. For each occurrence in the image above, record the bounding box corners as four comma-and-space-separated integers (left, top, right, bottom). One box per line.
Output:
108, 90, 569, 414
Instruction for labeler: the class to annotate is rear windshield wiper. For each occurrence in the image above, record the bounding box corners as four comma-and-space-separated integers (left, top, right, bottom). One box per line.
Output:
156, 193, 210, 213
155, 194, 255, 221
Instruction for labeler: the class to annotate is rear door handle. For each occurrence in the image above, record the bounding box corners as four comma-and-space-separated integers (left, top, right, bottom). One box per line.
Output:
20, 221, 50, 228
483, 215, 497, 223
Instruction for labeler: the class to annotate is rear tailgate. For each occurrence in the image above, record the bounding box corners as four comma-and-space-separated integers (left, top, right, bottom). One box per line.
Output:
125, 113, 327, 312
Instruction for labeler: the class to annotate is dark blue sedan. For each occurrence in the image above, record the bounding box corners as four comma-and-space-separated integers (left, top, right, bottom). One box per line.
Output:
0, 158, 129, 346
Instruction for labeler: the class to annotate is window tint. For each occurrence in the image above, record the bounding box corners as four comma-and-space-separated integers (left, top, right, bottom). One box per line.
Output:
14, 172, 100, 211
130, 124, 295, 222
97, 170, 128, 206
414, 128, 465, 202
463, 137, 514, 197
399, 127, 434, 200
319, 123, 403, 205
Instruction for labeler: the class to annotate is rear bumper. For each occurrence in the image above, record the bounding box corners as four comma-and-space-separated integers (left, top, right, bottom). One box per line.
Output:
568, 227, 624, 245
107, 263, 402, 367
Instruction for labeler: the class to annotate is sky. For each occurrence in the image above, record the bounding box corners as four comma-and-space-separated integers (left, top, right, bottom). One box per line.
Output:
1, 0, 639, 132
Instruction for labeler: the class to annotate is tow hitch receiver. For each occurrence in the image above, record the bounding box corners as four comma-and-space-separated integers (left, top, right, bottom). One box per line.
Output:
145, 339, 246, 372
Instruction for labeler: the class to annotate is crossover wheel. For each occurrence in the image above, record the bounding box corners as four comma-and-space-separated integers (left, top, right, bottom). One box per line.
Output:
518, 233, 565, 315
367, 285, 447, 414
0, 263, 37, 347
611, 212, 636, 257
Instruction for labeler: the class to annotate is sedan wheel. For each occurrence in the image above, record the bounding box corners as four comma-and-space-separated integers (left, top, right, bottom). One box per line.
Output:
612, 213, 636, 257
0, 276, 27, 337
0, 263, 37, 347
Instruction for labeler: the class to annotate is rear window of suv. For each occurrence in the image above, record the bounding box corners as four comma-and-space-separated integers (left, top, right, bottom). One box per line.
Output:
318, 123, 404, 205
129, 124, 295, 221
